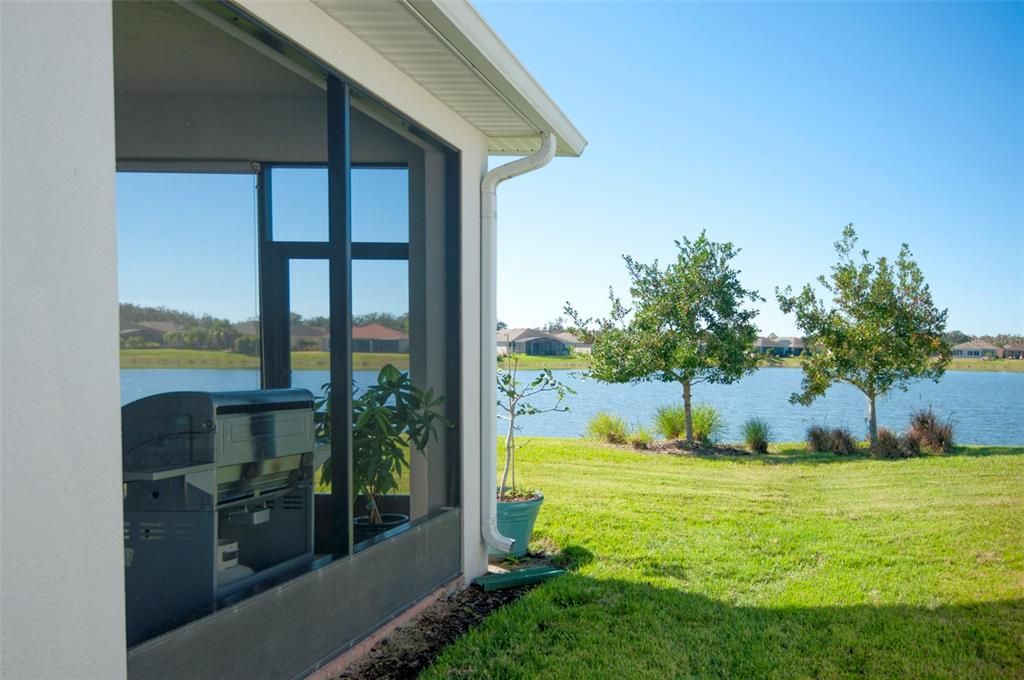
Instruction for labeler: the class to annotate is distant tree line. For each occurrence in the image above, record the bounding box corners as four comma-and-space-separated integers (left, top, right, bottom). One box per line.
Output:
120, 303, 234, 330
120, 304, 410, 353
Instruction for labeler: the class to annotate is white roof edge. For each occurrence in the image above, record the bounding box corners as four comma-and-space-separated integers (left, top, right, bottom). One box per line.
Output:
404, 0, 588, 157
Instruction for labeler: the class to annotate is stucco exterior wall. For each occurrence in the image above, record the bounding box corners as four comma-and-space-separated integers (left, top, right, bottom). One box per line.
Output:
0, 1, 127, 678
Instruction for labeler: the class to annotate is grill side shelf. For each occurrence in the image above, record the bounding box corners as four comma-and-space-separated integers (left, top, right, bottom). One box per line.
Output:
125, 463, 217, 483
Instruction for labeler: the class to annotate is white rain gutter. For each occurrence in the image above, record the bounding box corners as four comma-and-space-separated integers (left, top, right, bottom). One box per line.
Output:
480, 132, 557, 554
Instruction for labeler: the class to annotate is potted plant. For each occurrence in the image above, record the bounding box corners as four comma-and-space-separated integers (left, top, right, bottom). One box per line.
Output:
316, 364, 450, 542
494, 354, 574, 557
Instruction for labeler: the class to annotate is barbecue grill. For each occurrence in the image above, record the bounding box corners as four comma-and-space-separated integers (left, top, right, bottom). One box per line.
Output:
122, 389, 326, 646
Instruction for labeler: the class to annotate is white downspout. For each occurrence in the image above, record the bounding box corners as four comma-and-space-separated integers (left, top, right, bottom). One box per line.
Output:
480, 132, 558, 554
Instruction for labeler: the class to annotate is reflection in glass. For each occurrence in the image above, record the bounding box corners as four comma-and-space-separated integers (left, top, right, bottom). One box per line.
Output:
351, 259, 417, 549
271, 167, 328, 242
116, 172, 260, 402
353, 167, 408, 243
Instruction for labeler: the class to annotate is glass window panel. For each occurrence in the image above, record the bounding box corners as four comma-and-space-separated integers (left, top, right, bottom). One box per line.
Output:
351, 259, 416, 550
270, 167, 328, 242
117, 172, 260, 403
352, 167, 408, 243
118, 172, 269, 647
288, 260, 331, 392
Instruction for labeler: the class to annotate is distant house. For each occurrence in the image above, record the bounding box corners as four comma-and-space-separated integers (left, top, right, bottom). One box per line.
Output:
290, 322, 329, 351
233, 320, 260, 337
554, 332, 592, 354
120, 320, 183, 344
1001, 344, 1024, 360
352, 324, 409, 353
234, 321, 408, 353
754, 336, 806, 356
952, 340, 1003, 359
497, 328, 587, 356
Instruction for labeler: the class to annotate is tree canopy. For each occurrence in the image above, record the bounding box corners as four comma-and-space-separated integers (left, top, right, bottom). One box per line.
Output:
776, 225, 950, 446
567, 231, 762, 443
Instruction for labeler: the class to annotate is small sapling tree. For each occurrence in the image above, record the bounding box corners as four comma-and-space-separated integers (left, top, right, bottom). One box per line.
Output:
566, 231, 762, 444
776, 225, 950, 447
496, 354, 573, 500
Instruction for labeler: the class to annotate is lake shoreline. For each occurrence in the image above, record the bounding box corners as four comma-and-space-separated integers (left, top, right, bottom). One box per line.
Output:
122, 365, 1024, 445
121, 349, 1024, 374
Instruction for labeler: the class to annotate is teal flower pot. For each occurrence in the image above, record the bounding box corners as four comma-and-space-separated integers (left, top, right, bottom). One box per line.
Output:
490, 494, 544, 558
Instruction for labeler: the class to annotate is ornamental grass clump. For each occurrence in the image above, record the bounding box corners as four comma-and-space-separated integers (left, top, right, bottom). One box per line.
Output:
909, 407, 955, 453
806, 424, 830, 453
872, 428, 912, 458
691, 405, 725, 446
626, 426, 655, 450
806, 424, 857, 455
827, 427, 857, 455
654, 405, 688, 440
741, 417, 773, 453
587, 412, 629, 445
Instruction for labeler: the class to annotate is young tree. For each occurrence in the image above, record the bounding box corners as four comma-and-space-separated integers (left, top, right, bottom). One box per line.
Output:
496, 355, 573, 500
566, 231, 762, 444
776, 225, 950, 447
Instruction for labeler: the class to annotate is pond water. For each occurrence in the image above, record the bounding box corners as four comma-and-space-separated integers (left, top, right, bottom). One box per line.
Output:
120, 367, 1024, 445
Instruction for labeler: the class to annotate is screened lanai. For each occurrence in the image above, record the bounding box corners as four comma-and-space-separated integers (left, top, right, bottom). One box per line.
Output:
114, 2, 461, 676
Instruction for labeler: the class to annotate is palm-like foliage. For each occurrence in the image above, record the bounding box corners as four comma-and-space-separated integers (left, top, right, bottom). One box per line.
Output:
316, 364, 450, 524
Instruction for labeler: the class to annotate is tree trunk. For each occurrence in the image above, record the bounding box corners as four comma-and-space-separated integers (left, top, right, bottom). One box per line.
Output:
498, 402, 515, 500
683, 379, 694, 445
866, 392, 878, 448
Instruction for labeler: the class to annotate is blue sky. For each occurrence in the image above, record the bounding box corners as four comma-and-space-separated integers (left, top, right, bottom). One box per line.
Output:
479, 0, 1023, 335
117, 168, 409, 321
118, 1, 1023, 335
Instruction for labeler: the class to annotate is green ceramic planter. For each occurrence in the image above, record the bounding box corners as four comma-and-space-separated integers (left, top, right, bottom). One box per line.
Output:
490, 493, 544, 558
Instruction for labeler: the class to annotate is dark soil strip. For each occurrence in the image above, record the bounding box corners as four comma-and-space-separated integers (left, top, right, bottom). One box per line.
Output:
336, 584, 531, 680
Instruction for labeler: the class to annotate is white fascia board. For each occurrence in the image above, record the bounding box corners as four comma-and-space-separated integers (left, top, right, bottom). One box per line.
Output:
405, 0, 588, 157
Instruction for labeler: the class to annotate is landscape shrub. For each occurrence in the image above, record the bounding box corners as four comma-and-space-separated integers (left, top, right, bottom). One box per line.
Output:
872, 428, 923, 459
872, 428, 901, 458
626, 426, 654, 450
654, 405, 688, 439
900, 430, 922, 457
827, 427, 857, 455
587, 412, 629, 445
807, 424, 857, 455
742, 417, 773, 453
909, 408, 955, 453
691, 405, 725, 445
234, 335, 260, 356
806, 425, 830, 453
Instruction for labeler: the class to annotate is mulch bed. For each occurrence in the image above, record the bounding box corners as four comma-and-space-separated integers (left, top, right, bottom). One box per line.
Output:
336, 549, 562, 680
336, 584, 530, 680
646, 439, 753, 456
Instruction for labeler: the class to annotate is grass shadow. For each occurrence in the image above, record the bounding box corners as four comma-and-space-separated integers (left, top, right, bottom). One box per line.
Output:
429, 575, 1024, 678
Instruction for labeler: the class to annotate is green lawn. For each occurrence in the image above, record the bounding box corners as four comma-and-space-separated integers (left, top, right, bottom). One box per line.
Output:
498, 353, 592, 370
765, 355, 1024, 372
120, 349, 408, 370
426, 439, 1024, 679
121, 349, 1022, 373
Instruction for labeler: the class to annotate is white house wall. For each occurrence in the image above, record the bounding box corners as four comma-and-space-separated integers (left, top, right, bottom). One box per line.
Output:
0, 1, 127, 678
